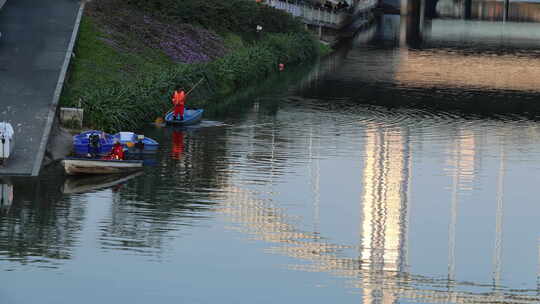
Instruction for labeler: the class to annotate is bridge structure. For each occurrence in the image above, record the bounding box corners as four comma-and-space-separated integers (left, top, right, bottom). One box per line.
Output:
261, 0, 378, 41
400, 0, 516, 28
264, 0, 377, 28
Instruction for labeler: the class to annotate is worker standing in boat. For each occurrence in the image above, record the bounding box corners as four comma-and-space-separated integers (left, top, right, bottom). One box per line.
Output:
172, 86, 186, 121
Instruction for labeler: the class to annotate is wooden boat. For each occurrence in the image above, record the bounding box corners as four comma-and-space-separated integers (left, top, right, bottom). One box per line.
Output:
61, 157, 143, 175
165, 109, 204, 126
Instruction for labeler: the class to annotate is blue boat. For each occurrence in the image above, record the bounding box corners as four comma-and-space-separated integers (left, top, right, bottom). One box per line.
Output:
73, 130, 159, 156
73, 130, 114, 156
112, 132, 159, 153
165, 109, 204, 126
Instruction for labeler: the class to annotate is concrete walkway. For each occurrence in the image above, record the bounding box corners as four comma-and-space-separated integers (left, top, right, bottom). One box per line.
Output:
0, 0, 81, 176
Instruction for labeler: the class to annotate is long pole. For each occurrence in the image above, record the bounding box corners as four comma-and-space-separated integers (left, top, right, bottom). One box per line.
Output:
1, 123, 5, 164
186, 78, 205, 96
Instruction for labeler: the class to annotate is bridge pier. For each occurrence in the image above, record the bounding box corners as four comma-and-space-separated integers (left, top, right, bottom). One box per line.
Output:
400, 0, 425, 46
463, 0, 472, 19
401, 0, 422, 17
503, 0, 510, 21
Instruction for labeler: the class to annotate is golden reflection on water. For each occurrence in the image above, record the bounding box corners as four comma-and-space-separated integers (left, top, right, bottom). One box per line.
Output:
396, 49, 540, 92
360, 126, 411, 304
361, 128, 410, 270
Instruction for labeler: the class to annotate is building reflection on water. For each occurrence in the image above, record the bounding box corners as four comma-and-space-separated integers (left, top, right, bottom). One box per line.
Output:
213, 104, 540, 303
359, 126, 411, 304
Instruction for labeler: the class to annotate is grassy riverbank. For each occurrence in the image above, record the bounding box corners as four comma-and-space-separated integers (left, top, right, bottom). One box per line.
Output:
60, 0, 322, 132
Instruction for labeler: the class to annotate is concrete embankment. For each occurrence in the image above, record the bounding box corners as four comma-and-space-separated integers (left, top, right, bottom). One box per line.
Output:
0, 0, 82, 176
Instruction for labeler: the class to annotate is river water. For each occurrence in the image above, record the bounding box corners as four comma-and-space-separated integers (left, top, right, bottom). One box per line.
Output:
3, 8, 540, 304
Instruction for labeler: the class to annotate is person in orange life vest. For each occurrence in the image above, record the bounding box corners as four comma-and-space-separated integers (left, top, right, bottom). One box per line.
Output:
172, 86, 186, 120
108, 140, 125, 160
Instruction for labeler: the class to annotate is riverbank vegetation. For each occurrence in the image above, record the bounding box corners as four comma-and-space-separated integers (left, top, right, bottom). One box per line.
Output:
60, 0, 321, 132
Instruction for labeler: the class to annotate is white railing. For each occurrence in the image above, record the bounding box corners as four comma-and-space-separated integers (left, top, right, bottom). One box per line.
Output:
353, 0, 378, 14
265, 0, 351, 27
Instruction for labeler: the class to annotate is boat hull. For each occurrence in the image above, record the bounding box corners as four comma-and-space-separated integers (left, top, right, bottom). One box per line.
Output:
165, 109, 203, 126
62, 158, 143, 175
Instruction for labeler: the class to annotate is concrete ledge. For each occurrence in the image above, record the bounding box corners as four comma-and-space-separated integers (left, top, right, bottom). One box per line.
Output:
60, 107, 84, 128
31, 1, 86, 176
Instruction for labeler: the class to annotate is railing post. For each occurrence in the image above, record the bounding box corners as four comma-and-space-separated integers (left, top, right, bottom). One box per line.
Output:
318, 8, 322, 39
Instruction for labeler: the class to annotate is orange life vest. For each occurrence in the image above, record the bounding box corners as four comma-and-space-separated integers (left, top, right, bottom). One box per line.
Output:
172, 90, 186, 106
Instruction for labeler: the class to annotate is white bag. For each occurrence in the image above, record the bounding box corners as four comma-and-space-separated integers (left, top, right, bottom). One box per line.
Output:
0, 122, 14, 160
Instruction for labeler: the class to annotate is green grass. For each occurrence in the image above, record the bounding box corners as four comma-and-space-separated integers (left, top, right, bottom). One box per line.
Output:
223, 33, 245, 52
60, 17, 173, 107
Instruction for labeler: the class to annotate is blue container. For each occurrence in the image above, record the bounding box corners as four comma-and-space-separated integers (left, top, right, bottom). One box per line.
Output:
73, 130, 114, 156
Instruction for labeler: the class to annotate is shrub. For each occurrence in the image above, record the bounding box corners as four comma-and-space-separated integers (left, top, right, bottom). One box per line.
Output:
76, 32, 319, 132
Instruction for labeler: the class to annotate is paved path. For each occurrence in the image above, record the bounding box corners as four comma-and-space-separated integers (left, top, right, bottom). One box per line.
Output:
0, 0, 81, 176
